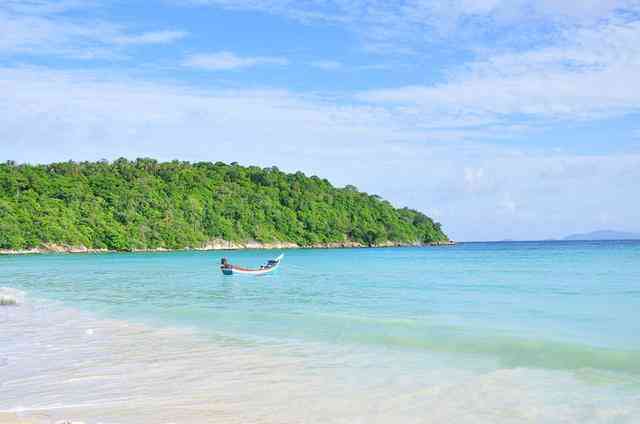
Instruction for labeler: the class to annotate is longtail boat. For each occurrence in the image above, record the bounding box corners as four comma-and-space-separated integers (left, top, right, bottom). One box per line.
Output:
220, 254, 284, 276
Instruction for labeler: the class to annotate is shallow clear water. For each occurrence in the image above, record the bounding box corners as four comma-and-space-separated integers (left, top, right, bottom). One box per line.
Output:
2, 241, 640, 422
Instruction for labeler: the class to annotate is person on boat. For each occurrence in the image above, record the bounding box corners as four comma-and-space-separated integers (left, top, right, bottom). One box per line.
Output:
220, 257, 232, 269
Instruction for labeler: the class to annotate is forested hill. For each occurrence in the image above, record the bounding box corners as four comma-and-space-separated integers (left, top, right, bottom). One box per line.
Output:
0, 159, 448, 251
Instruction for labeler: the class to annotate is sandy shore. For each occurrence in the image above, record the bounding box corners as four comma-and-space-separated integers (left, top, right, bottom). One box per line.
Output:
0, 413, 29, 424
0, 413, 84, 424
0, 239, 455, 255
5, 293, 445, 424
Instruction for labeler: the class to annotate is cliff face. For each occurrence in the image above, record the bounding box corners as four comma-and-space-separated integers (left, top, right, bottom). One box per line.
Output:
0, 159, 449, 251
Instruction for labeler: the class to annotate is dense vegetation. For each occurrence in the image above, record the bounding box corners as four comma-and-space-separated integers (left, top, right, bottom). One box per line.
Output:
0, 159, 448, 250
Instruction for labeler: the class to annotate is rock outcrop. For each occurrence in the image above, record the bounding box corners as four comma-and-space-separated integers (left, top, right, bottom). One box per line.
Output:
0, 239, 455, 255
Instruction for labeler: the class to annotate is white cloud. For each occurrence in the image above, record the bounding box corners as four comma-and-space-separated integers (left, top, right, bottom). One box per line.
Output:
0, 2, 187, 58
0, 66, 409, 164
183, 51, 289, 71
310, 60, 343, 70
463, 168, 488, 193
111, 30, 188, 46
308, 60, 398, 72
498, 194, 518, 215
358, 20, 640, 125
1, 0, 94, 15
182, 0, 640, 53
2, 66, 639, 241
3, 2, 640, 241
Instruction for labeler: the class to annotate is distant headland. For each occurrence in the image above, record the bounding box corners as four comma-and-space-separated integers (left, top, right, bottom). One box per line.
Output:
0, 159, 451, 254
563, 230, 640, 241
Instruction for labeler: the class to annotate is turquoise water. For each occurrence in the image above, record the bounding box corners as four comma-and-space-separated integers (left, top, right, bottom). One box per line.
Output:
2, 241, 640, 375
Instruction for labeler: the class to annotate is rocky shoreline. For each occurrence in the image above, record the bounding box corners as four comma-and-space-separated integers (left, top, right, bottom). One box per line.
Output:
0, 239, 455, 255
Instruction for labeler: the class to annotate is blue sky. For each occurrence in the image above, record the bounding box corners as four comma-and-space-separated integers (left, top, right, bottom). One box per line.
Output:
1, 0, 640, 241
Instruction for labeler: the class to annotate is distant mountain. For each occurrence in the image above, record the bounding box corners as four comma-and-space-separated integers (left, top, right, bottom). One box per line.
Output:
563, 230, 640, 241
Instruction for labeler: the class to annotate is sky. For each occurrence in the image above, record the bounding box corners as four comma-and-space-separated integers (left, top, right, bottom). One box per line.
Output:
1, 0, 640, 241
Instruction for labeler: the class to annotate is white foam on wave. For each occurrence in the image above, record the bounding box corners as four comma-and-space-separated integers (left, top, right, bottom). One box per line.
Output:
1, 290, 639, 424
0, 287, 25, 306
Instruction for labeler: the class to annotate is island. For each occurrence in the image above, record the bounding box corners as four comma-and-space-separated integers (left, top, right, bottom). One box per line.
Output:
0, 159, 450, 254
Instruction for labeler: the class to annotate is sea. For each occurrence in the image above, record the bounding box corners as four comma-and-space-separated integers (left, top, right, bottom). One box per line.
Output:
1, 241, 639, 423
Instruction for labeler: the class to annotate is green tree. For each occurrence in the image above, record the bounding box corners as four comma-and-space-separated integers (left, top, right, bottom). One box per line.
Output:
0, 159, 449, 251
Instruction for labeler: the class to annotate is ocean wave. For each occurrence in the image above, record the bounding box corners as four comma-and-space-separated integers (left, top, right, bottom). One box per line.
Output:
0, 287, 25, 306
2, 295, 640, 423
358, 332, 640, 377
329, 315, 640, 376
240, 310, 640, 376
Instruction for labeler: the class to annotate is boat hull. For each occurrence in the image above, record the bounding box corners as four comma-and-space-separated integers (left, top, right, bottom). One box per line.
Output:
226, 264, 280, 275
221, 254, 283, 276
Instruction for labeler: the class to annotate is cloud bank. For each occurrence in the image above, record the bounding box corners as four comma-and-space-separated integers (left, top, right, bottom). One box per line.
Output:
0, 1, 187, 59
2, 66, 639, 240
2, 0, 640, 240
184, 51, 289, 71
